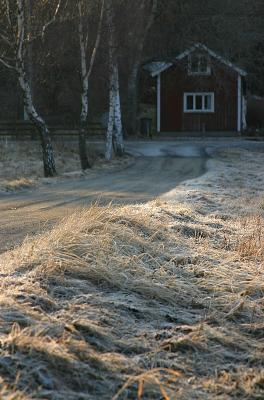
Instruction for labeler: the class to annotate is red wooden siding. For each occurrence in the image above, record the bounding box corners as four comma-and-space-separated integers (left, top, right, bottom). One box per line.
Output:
160, 57, 238, 132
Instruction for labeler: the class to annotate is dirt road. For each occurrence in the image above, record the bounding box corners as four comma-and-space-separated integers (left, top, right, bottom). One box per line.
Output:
0, 156, 205, 253
1, 137, 264, 254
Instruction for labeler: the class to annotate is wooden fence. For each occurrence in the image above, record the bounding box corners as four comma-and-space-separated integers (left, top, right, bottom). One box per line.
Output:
0, 120, 105, 139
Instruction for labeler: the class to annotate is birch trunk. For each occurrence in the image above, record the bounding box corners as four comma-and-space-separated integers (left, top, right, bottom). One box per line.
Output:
77, 0, 104, 169
17, 0, 56, 177
105, 86, 115, 161
105, 0, 124, 160
112, 65, 124, 156
78, 6, 91, 170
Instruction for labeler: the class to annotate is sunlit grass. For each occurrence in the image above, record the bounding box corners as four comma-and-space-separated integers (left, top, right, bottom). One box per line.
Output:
0, 148, 264, 399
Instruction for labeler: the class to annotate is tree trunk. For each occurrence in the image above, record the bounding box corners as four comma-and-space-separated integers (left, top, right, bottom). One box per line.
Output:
125, 62, 140, 136
124, 0, 157, 136
78, 2, 91, 170
17, 66, 56, 177
17, 0, 56, 178
78, 68, 91, 170
105, 73, 115, 161
77, 0, 104, 169
113, 65, 124, 156
38, 123, 57, 177
105, 0, 124, 160
79, 125, 91, 170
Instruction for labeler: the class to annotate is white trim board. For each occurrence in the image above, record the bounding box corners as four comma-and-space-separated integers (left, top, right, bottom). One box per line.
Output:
157, 74, 161, 132
145, 43, 247, 78
237, 75, 242, 132
242, 96, 247, 131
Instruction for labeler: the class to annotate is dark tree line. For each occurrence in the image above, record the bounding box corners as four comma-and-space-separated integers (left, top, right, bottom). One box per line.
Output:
0, 0, 263, 175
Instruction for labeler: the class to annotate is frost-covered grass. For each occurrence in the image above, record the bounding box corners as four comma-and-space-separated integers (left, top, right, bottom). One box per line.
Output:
0, 148, 264, 399
0, 139, 132, 192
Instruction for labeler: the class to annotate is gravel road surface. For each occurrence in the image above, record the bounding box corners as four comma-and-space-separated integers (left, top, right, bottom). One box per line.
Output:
0, 155, 205, 253
1, 138, 263, 254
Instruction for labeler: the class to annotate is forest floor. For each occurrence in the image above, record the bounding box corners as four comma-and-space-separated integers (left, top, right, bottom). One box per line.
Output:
0, 146, 264, 399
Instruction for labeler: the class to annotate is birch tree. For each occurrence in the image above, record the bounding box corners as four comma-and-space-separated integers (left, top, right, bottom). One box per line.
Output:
105, 0, 124, 161
77, 0, 104, 170
0, 0, 61, 177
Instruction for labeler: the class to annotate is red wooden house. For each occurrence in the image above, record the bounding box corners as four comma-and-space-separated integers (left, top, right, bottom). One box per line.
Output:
145, 43, 247, 134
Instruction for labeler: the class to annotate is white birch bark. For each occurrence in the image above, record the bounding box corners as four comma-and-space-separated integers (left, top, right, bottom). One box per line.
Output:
16, 0, 56, 177
105, 83, 115, 161
78, 1, 90, 169
112, 65, 124, 155
105, 0, 115, 160
78, 0, 105, 169
78, 0, 89, 125
105, 0, 124, 160
1, 0, 65, 176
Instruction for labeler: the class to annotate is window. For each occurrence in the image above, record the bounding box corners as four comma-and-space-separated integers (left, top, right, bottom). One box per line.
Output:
184, 93, 215, 113
188, 54, 211, 75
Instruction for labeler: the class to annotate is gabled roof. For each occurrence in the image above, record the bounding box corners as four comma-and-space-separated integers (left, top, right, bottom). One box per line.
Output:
144, 43, 247, 77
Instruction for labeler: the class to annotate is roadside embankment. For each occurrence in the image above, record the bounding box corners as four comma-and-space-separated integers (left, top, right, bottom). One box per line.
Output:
0, 148, 263, 399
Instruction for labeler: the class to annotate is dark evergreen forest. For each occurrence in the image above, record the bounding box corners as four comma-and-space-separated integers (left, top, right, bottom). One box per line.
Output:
0, 0, 263, 127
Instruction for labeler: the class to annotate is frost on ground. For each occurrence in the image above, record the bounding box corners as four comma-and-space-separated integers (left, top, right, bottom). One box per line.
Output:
0, 148, 264, 399
0, 140, 132, 192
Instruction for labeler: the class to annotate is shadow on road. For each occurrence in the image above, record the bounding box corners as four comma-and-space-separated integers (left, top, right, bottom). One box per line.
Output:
0, 156, 206, 253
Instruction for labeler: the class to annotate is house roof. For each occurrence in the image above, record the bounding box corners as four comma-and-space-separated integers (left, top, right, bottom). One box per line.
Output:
144, 43, 247, 77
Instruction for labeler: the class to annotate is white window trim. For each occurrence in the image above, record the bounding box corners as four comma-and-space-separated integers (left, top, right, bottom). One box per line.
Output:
184, 92, 215, 113
188, 54, 211, 76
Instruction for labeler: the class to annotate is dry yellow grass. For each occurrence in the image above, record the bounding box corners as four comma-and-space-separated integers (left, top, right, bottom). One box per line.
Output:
0, 140, 132, 192
236, 215, 264, 261
0, 148, 264, 399
1, 177, 37, 192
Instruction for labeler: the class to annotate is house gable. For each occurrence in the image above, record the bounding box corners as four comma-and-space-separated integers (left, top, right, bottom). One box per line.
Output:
145, 43, 247, 78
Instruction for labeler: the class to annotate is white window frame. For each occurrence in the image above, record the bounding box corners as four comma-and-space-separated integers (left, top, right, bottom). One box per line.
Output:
184, 92, 215, 113
188, 54, 211, 76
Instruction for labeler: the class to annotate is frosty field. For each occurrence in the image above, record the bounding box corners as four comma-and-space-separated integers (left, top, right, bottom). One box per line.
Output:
0, 144, 263, 399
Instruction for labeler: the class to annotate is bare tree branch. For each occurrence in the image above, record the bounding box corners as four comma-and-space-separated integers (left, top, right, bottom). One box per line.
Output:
16, 0, 25, 62
0, 56, 15, 69
77, 0, 89, 52
86, 0, 105, 80
41, 0, 63, 39
0, 30, 12, 47
4, 0, 12, 28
